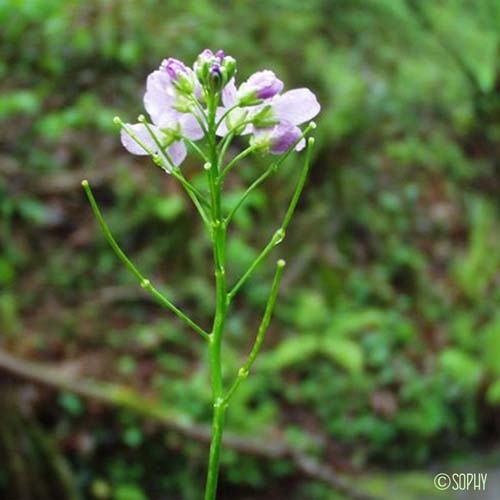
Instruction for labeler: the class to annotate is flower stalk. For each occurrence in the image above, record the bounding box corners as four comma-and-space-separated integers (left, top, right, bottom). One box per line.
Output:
82, 49, 319, 500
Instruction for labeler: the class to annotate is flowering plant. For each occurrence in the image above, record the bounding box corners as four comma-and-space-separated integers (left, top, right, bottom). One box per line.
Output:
82, 49, 319, 500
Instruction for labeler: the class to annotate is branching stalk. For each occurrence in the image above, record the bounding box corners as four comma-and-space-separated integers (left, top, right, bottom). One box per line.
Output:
223, 259, 286, 404
228, 137, 315, 301
82, 180, 210, 341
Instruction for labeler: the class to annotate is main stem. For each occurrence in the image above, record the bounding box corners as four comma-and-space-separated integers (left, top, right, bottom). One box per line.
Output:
204, 92, 228, 500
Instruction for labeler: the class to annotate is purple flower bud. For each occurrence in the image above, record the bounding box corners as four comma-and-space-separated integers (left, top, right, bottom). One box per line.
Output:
210, 62, 222, 77
163, 58, 189, 81
198, 49, 214, 61
238, 70, 284, 104
215, 50, 225, 62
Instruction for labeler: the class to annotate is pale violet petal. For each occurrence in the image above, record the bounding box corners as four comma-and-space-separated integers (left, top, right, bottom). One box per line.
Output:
165, 141, 187, 167
222, 78, 238, 108
180, 113, 204, 140
215, 107, 229, 136
271, 88, 320, 126
156, 110, 182, 130
269, 123, 302, 154
143, 69, 176, 125
120, 123, 161, 156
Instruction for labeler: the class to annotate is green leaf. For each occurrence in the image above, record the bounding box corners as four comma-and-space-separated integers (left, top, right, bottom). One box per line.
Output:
322, 337, 364, 374
327, 309, 389, 338
263, 335, 319, 370
438, 348, 482, 389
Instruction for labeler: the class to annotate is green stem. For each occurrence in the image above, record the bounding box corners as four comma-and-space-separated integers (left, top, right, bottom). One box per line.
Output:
225, 163, 277, 225
221, 143, 260, 178
204, 402, 226, 500
223, 259, 285, 404
82, 180, 210, 341
228, 137, 315, 301
204, 91, 228, 500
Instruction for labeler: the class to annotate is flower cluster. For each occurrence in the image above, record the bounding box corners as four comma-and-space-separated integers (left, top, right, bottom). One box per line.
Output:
119, 49, 320, 170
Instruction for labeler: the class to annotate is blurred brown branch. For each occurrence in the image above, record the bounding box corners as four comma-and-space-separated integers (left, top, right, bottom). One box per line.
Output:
0, 348, 380, 500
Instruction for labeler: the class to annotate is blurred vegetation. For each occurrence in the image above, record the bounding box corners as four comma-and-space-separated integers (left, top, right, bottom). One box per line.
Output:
1, 0, 500, 499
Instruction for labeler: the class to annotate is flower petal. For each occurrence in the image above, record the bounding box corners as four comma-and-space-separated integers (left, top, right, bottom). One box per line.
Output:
222, 78, 237, 107
269, 123, 302, 154
120, 123, 161, 155
143, 69, 176, 125
215, 107, 228, 136
165, 141, 187, 167
271, 88, 320, 126
180, 113, 204, 140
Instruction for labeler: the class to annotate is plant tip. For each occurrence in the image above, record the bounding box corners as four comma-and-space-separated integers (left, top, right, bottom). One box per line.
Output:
204, 162, 212, 170
277, 259, 286, 268
138, 114, 146, 122
81, 179, 89, 187
113, 116, 121, 124
310, 121, 317, 129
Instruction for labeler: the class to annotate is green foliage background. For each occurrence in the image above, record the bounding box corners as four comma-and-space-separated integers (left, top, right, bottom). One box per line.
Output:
1, 0, 500, 499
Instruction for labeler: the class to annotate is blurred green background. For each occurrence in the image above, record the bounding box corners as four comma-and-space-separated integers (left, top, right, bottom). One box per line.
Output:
1, 0, 500, 499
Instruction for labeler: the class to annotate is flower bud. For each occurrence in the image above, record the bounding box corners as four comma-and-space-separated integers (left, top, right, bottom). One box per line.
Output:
162, 58, 195, 95
238, 70, 283, 105
222, 56, 237, 82
195, 49, 236, 93
164, 58, 188, 81
194, 49, 216, 84
209, 62, 223, 91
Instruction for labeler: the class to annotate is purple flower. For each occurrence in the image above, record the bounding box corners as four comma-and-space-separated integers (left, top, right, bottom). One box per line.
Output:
119, 62, 204, 170
238, 70, 284, 103
251, 88, 319, 153
217, 81, 320, 153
